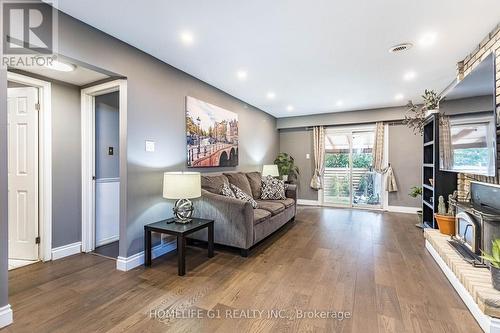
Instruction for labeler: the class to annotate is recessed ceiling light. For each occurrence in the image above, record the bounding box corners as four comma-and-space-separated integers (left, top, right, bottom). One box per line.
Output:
236, 70, 247, 80
266, 92, 276, 99
180, 31, 194, 45
403, 71, 417, 81
395, 93, 404, 101
419, 32, 437, 47
286, 105, 294, 111
336, 100, 343, 107
44, 60, 76, 72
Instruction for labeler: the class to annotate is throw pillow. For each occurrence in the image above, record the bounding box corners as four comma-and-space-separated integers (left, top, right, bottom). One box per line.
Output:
230, 184, 258, 208
245, 171, 263, 199
224, 173, 253, 197
261, 175, 286, 200
220, 183, 236, 198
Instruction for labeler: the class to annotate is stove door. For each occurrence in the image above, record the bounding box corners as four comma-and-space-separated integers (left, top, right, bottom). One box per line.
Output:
455, 211, 480, 254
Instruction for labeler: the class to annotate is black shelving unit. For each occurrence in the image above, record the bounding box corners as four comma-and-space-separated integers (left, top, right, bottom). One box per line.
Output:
421, 114, 457, 229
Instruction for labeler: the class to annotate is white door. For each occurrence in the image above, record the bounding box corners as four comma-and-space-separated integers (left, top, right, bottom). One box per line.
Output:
8, 87, 39, 260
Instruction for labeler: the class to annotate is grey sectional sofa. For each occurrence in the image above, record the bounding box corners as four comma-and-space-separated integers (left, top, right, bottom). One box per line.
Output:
190, 172, 297, 256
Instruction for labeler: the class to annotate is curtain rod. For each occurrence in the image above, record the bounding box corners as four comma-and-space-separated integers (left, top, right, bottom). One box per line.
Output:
302, 119, 405, 130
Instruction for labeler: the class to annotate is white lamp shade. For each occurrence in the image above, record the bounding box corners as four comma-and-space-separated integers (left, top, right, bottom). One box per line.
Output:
262, 164, 279, 177
163, 172, 201, 199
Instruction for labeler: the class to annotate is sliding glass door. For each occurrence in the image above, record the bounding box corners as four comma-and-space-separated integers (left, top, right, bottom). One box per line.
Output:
322, 128, 382, 208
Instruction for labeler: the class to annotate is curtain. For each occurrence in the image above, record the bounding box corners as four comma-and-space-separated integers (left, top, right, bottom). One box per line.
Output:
310, 126, 325, 190
372, 122, 398, 192
439, 115, 453, 170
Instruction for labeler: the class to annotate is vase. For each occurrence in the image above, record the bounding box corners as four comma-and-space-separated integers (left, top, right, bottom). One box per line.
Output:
434, 214, 455, 236
426, 109, 439, 117
491, 266, 500, 291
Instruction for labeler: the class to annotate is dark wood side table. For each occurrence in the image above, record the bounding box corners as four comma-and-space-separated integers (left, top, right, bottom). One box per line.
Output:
144, 218, 214, 276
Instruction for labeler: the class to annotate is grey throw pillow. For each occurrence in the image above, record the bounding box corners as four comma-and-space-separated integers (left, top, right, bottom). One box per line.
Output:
220, 183, 236, 198
261, 175, 286, 200
230, 184, 258, 208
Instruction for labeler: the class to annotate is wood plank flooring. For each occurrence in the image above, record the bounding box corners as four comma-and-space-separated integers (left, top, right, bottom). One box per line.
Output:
3, 207, 481, 333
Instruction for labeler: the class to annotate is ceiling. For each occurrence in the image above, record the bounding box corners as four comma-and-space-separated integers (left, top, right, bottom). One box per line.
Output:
54, 0, 500, 117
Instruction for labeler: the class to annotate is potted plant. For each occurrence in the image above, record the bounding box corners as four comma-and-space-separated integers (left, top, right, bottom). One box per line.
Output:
409, 186, 423, 227
480, 239, 500, 291
274, 153, 300, 182
422, 89, 440, 116
434, 195, 455, 236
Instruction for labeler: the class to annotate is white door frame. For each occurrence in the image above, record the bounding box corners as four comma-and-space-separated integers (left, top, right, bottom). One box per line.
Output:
7, 72, 52, 262
81, 80, 127, 253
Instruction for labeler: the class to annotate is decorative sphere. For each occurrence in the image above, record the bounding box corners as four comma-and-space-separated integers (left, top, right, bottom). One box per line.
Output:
174, 199, 193, 221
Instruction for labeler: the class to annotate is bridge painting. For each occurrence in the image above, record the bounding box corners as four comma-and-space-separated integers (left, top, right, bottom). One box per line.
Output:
186, 96, 239, 167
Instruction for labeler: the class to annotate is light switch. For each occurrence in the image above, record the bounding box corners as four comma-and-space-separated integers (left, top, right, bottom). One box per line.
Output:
306, 153, 310, 159
145, 140, 155, 152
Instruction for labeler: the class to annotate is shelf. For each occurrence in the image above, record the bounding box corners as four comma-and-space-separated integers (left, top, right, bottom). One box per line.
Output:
423, 184, 434, 191
423, 221, 434, 229
423, 164, 434, 168
423, 200, 433, 209
424, 140, 434, 147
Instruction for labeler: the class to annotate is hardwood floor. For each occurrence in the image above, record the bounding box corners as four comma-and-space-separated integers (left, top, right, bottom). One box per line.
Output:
3, 207, 480, 333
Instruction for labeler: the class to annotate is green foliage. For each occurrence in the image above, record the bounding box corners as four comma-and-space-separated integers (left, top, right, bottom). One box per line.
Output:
325, 153, 373, 168
408, 186, 422, 198
453, 148, 489, 167
422, 89, 440, 110
481, 239, 500, 269
274, 153, 299, 180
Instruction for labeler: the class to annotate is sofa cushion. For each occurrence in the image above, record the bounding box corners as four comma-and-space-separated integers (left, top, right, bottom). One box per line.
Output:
245, 171, 263, 199
224, 172, 253, 196
256, 200, 285, 216
230, 184, 258, 209
253, 209, 271, 225
266, 198, 295, 208
260, 175, 286, 200
201, 174, 229, 194
220, 183, 236, 198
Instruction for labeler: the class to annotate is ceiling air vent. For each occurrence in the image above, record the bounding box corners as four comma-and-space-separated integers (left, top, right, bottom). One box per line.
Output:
388, 43, 413, 53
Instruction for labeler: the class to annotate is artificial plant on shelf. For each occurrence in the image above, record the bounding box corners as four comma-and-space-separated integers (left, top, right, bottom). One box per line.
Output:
404, 89, 443, 135
274, 153, 300, 182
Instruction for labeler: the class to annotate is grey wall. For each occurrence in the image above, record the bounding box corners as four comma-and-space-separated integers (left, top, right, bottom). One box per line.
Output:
95, 92, 119, 179
277, 106, 407, 129
387, 125, 422, 207
51, 82, 82, 248
279, 128, 317, 200
0, 69, 8, 310
278, 105, 423, 205
52, 12, 278, 256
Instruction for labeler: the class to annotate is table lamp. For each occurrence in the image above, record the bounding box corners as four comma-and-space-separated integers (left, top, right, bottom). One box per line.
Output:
163, 172, 201, 223
262, 164, 279, 178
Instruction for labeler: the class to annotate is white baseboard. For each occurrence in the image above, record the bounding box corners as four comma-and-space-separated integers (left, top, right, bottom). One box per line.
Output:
425, 240, 500, 333
52, 242, 82, 260
116, 240, 177, 272
297, 199, 320, 206
0, 304, 13, 329
96, 235, 119, 247
385, 205, 420, 214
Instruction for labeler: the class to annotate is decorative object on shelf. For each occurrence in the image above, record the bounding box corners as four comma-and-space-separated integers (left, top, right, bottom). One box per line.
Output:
186, 96, 239, 168
262, 164, 279, 178
429, 178, 434, 187
422, 89, 440, 116
480, 239, 500, 291
274, 153, 299, 182
163, 172, 201, 224
434, 195, 455, 236
409, 186, 423, 228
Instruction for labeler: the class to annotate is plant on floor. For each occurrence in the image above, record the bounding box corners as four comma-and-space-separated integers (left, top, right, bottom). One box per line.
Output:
408, 186, 422, 198
480, 239, 500, 291
274, 153, 299, 181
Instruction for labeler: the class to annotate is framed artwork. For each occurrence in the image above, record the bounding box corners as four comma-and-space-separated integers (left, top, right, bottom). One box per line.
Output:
186, 96, 238, 167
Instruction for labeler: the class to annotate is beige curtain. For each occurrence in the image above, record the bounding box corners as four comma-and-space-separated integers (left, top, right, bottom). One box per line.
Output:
372, 122, 398, 192
372, 122, 384, 173
310, 126, 325, 190
439, 115, 453, 170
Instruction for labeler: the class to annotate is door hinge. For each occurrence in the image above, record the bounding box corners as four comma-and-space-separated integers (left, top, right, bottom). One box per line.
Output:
35, 103, 40, 111
35, 236, 40, 244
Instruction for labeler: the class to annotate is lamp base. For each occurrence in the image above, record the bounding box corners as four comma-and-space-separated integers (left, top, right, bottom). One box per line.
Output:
173, 198, 194, 223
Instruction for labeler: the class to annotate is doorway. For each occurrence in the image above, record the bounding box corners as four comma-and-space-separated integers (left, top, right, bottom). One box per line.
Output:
81, 80, 127, 259
321, 126, 382, 208
7, 73, 52, 269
